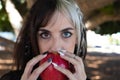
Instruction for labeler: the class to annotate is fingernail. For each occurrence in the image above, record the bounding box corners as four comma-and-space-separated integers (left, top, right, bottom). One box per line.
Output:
61, 49, 67, 53
52, 62, 58, 67
58, 51, 64, 56
43, 54, 47, 58
58, 49, 66, 56
47, 58, 52, 63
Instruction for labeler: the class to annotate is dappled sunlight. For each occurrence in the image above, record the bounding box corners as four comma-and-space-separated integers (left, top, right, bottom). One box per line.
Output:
0, 45, 13, 53
0, 59, 13, 64
0, 49, 15, 76
0, 46, 5, 51
92, 75, 101, 80
0, 58, 16, 77
86, 52, 120, 80
87, 60, 103, 69
0, 58, 15, 70
0, 65, 16, 70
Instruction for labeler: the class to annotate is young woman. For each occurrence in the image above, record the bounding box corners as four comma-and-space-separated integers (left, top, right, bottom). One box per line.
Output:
1, 0, 89, 80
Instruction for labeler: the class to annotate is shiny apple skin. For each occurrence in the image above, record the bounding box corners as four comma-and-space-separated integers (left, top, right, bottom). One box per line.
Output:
40, 52, 70, 80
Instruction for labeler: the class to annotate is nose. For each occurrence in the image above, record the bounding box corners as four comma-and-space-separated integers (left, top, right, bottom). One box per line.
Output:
49, 37, 62, 52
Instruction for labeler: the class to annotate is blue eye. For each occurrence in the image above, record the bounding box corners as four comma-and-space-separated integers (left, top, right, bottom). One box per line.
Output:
62, 32, 72, 38
40, 32, 51, 39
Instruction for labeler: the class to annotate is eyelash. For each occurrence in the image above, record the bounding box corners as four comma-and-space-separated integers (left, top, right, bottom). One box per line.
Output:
38, 31, 73, 39
62, 31, 72, 38
39, 32, 51, 39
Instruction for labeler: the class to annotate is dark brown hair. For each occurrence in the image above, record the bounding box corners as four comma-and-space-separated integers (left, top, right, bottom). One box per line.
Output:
14, 0, 57, 70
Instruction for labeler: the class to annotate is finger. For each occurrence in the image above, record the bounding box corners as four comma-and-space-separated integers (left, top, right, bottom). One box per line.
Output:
60, 52, 78, 66
23, 54, 47, 78
60, 52, 85, 72
61, 54, 81, 73
73, 55, 85, 69
61, 50, 84, 67
52, 63, 77, 80
58, 50, 78, 61
29, 60, 52, 80
60, 54, 86, 80
64, 51, 79, 60
58, 50, 86, 77
58, 50, 87, 80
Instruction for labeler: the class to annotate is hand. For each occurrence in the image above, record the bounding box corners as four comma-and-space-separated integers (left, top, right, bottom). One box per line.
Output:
53, 51, 87, 80
21, 54, 52, 80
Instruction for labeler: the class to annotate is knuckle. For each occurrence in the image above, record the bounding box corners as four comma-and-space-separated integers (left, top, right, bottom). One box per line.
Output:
65, 69, 71, 74
32, 69, 40, 76
65, 70, 73, 76
73, 61, 78, 65
61, 68, 70, 74
26, 60, 34, 67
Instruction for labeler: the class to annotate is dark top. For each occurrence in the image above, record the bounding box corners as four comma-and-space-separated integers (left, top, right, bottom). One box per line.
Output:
0, 70, 23, 80
0, 70, 90, 80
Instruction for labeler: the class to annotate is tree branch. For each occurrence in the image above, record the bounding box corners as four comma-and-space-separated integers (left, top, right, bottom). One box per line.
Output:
85, 13, 120, 30
5, 0, 23, 36
76, 0, 116, 17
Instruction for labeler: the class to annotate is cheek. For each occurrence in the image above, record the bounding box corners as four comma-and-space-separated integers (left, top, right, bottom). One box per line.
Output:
38, 39, 51, 54
64, 38, 76, 53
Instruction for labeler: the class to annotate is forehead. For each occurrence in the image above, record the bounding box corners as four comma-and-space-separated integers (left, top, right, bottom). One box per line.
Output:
40, 11, 74, 30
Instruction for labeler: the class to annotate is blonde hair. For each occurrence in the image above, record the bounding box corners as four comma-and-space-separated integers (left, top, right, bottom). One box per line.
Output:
56, 0, 87, 58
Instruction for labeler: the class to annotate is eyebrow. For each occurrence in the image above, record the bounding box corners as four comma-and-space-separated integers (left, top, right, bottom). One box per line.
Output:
61, 27, 74, 32
38, 27, 74, 32
38, 29, 50, 33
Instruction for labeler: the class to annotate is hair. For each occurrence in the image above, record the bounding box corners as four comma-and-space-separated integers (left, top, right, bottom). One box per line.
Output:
14, 0, 87, 70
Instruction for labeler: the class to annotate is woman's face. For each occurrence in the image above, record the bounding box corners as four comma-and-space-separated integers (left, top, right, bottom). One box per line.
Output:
37, 11, 77, 54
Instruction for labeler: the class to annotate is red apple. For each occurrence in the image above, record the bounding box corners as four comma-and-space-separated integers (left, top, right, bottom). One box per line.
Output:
40, 52, 70, 80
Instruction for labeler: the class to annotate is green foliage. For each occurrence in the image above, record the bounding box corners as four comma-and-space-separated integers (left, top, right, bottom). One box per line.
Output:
0, 0, 27, 32
92, 1, 120, 17
0, 1, 13, 32
99, 1, 120, 15
99, 4, 114, 15
93, 21, 120, 35
92, 1, 120, 35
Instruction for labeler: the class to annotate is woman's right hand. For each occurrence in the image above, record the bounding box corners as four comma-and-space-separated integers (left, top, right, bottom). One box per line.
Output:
21, 54, 51, 80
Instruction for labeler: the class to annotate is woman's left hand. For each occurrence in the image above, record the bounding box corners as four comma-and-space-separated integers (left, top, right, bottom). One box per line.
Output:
53, 51, 87, 80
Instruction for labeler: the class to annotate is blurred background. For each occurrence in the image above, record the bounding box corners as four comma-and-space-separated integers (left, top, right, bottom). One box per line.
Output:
0, 0, 120, 80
